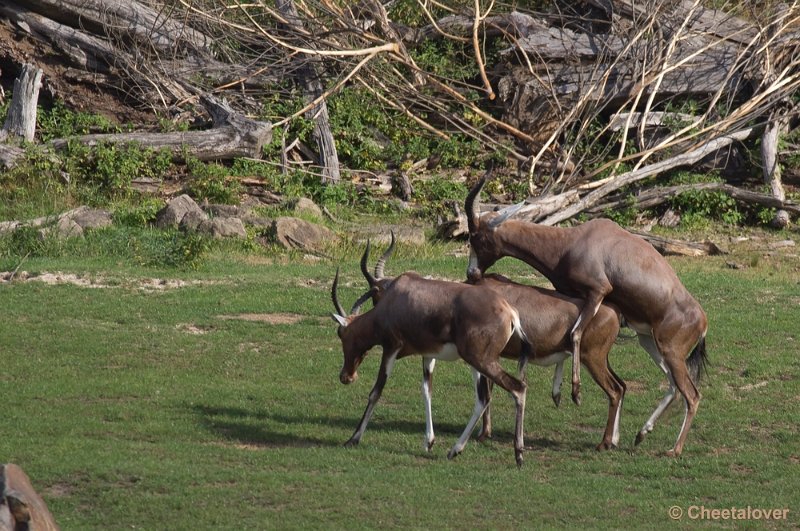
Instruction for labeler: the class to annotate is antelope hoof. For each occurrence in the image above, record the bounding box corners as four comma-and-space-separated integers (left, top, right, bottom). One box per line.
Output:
447, 448, 461, 461
476, 430, 492, 443
552, 393, 561, 408
634, 432, 646, 446
515, 450, 524, 468
571, 388, 582, 406
425, 438, 435, 452
596, 441, 616, 452
665, 448, 681, 458
343, 438, 360, 448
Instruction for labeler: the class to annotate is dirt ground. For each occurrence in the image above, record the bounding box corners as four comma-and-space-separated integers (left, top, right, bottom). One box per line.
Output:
0, 22, 156, 127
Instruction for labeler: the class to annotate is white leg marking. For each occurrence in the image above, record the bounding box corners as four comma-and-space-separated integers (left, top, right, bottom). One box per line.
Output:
448, 369, 488, 459
421, 357, 436, 451
611, 396, 623, 446
637, 333, 678, 437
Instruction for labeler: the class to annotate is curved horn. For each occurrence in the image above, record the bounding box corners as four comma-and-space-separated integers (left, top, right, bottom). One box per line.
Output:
487, 201, 526, 229
349, 288, 376, 316
360, 240, 378, 288
465, 165, 493, 235
374, 231, 396, 279
331, 268, 347, 317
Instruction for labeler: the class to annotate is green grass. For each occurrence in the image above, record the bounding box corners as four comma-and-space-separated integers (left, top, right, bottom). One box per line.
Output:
1, 242, 799, 529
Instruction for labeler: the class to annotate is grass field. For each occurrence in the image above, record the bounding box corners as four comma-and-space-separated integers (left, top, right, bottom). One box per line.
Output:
1, 235, 799, 529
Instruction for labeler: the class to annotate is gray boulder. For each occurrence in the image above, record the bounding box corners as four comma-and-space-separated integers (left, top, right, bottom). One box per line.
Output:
197, 217, 247, 239
270, 217, 337, 250
155, 195, 207, 228
288, 197, 322, 219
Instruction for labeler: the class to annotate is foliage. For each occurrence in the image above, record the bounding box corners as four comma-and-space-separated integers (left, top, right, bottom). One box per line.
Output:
413, 175, 469, 218
36, 100, 117, 141
185, 156, 241, 205
113, 198, 165, 228
668, 172, 743, 227
63, 141, 172, 200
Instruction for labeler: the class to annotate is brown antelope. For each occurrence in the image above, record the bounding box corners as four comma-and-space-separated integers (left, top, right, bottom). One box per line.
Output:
360, 239, 626, 452
465, 173, 709, 456
331, 268, 531, 465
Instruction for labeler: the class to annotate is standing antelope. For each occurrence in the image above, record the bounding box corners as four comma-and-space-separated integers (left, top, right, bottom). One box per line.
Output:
465, 173, 708, 456
359, 239, 626, 451
331, 268, 531, 465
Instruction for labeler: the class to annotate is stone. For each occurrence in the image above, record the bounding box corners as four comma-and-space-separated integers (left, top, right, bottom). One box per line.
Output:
288, 197, 322, 219
180, 209, 208, 232
69, 208, 112, 230
155, 194, 206, 228
205, 204, 250, 218
1, 463, 59, 531
197, 217, 247, 239
270, 217, 337, 250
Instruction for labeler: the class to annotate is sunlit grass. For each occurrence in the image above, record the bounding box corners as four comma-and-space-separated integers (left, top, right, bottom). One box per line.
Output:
0, 241, 798, 529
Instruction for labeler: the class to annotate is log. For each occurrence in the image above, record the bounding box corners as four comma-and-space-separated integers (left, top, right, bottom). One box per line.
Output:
49, 96, 272, 162
540, 128, 756, 225
629, 229, 725, 257
589, 182, 800, 217
0, 64, 42, 143
276, 0, 341, 184
17, 0, 212, 54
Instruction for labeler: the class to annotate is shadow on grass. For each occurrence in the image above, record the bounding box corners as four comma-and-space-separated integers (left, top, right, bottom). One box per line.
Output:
189, 404, 593, 452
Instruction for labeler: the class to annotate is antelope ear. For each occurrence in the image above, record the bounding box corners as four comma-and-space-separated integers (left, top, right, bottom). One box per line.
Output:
331, 313, 348, 327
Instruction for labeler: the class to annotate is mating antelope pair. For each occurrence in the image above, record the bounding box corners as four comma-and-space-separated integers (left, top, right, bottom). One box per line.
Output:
331, 170, 708, 466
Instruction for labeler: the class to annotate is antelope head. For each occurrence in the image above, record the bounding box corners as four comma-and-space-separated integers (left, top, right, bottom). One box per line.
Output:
331, 268, 375, 384
465, 171, 524, 281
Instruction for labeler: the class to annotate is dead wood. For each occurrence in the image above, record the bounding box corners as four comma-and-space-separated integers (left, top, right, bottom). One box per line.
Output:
276, 0, 341, 184
540, 128, 757, 225
49, 96, 272, 162
0, 63, 41, 143
629, 229, 725, 257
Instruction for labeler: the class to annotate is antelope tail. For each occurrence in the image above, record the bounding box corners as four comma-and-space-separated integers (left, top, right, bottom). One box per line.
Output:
686, 336, 709, 386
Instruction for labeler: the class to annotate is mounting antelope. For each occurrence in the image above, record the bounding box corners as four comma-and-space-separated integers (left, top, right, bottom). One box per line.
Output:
359, 238, 626, 452
331, 268, 531, 466
465, 172, 708, 456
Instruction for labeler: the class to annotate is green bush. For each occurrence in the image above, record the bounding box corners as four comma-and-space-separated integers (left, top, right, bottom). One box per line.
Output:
669, 172, 743, 226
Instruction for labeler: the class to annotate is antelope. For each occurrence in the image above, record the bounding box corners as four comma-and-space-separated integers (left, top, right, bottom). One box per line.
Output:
359, 238, 626, 452
465, 172, 709, 456
331, 268, 531, 466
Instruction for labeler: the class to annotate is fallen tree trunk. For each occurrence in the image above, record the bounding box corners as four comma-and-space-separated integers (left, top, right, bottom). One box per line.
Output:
0, 64, 42, 143
540, 128, 756, 225
50, 96, 272, 162
589, 182, 800, 218
629, 229, 725, 257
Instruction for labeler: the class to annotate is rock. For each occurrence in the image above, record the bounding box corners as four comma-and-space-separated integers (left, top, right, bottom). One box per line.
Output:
1, 463, 59, 531
180, 209, 208, 232
270, 217, 337, 250
39, 217, 83, 240
197, 217, 247, 239
240, 213, 273, 231
155, 194, 206, 228
204, 204, 250, 218
288, 197, 322, 219
69, 208, 112, 230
